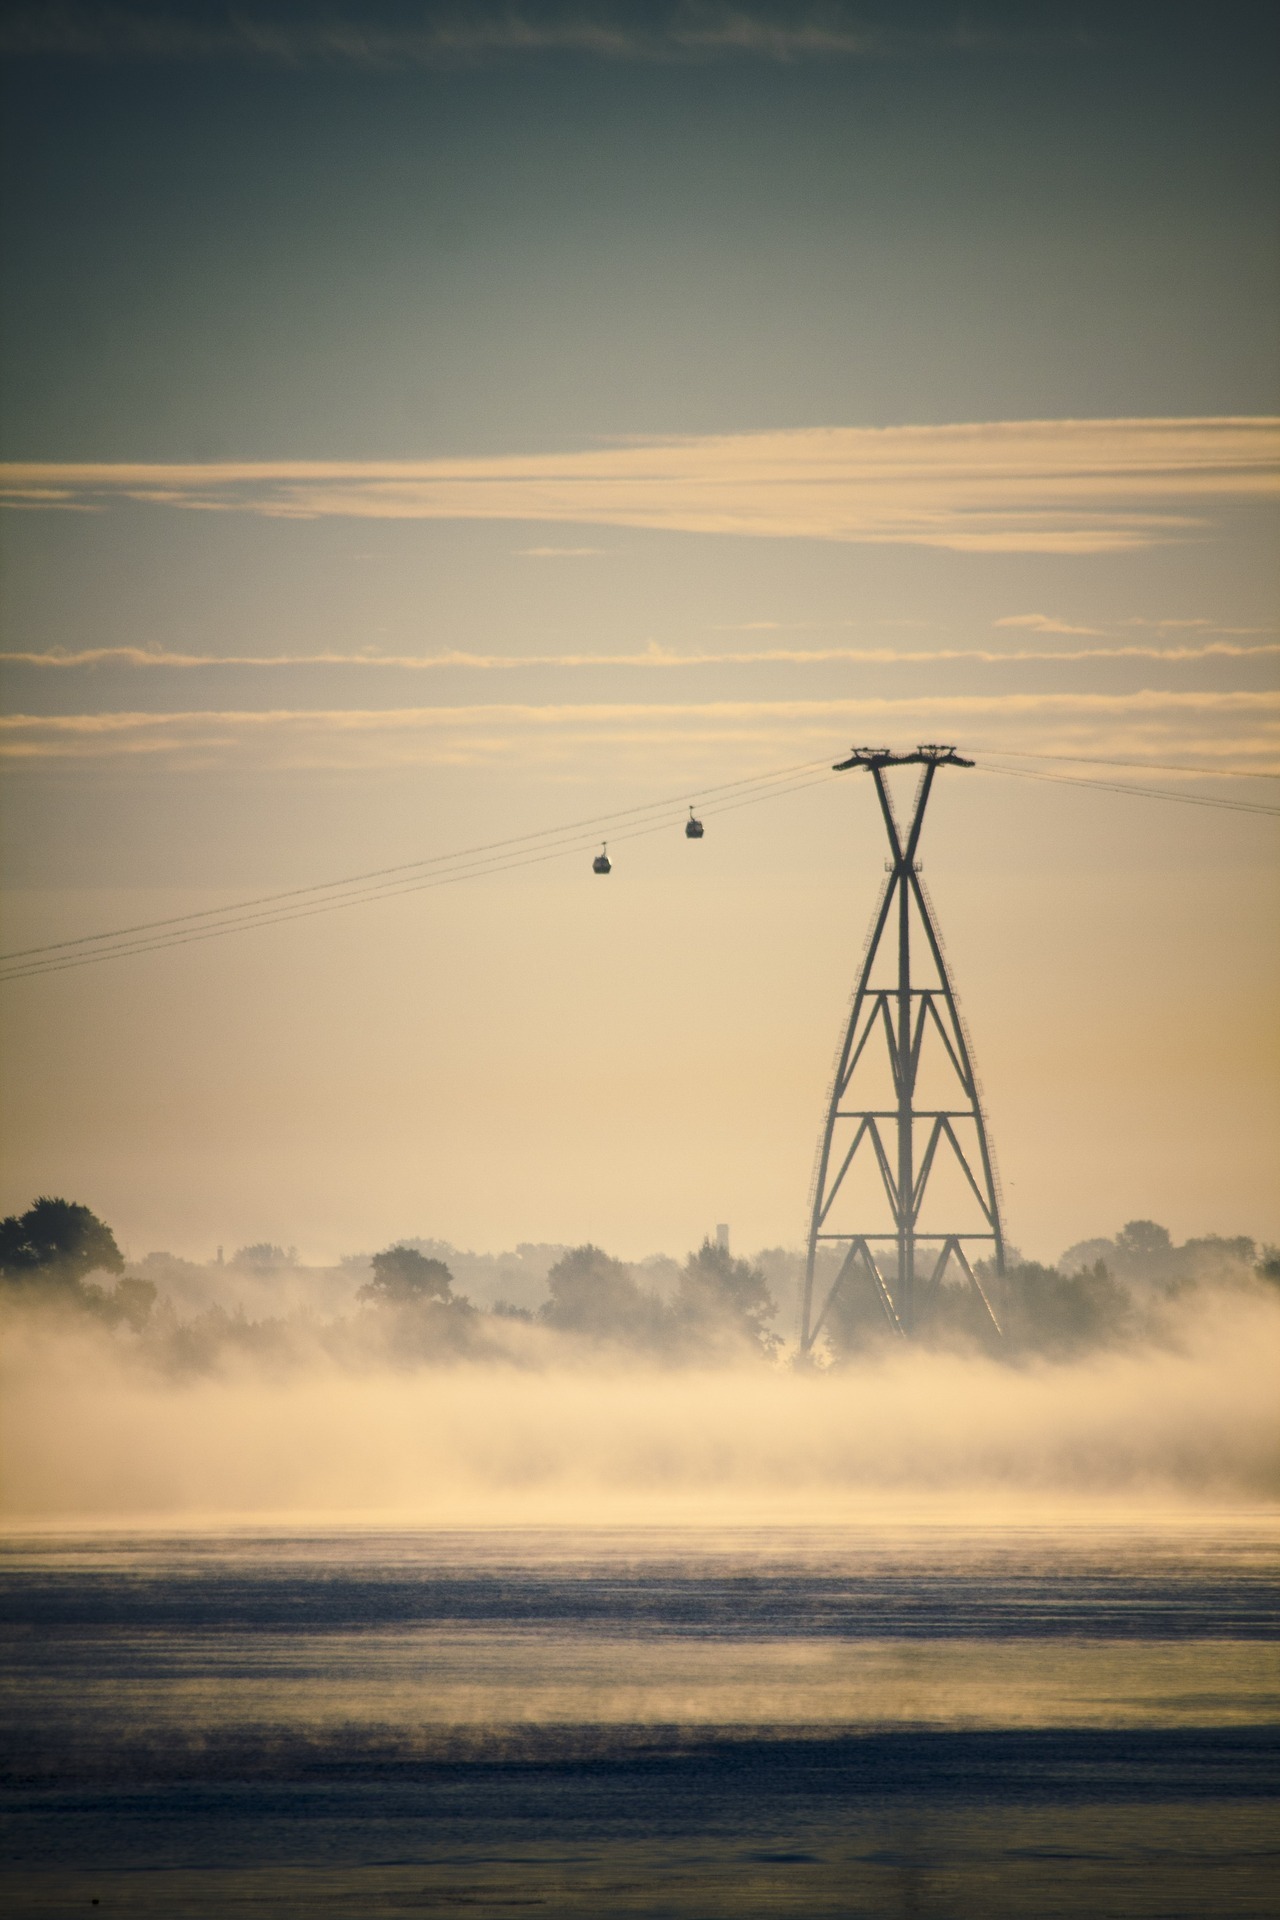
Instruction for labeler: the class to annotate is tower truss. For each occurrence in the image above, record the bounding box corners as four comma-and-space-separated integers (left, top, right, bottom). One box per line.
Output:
800, 745, 1005, 1352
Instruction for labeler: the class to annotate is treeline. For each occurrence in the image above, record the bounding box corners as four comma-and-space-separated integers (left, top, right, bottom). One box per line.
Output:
2, 1196, 1277, 1376
0, 1200, 780, 1374
823, 1221, 1280, 1360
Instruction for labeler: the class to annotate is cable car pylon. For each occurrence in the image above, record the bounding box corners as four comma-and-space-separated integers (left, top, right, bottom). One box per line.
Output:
800, 745, 1005, 1353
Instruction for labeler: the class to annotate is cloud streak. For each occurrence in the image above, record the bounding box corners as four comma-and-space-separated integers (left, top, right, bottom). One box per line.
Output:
995, 614, 1103, 636
3, 641, 1277, 673
5, 418, 1277, 554
0, 3, 1054, 71
3, 691, 1275, 771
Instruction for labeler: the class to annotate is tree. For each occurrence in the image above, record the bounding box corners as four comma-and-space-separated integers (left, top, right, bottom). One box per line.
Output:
355, 1243, 479, 1362
1115, 1220, 1173, 1265
1111, 1219, 1177, 1284
231, 1243, 297, 1271
672, 1239, 779, 1360
539, 1244, 661, 1345
1002, 1258, 1132, 1358
0, 1196, 124, 1292
358, 1245, 456, 1307
0, 1196, 149, 1327
111, 1277, 158, 1330
822, 1255, 899, 1357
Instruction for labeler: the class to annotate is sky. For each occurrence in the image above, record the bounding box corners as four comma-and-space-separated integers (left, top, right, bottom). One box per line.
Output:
0, 0, 1277, 1271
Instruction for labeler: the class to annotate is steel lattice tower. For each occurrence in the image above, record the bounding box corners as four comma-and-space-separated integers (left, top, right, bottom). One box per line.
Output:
799, 745, 1005, 1352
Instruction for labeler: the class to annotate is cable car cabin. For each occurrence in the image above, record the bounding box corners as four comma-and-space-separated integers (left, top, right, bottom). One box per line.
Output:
685, 809, 705, 839
592, 845, 612, 874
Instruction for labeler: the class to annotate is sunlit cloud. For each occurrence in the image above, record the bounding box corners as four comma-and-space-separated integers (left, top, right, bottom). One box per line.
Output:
514, 545, 610, 557
3, 691, 1274, 772
4, 418, 1276, 554
1120, 617, 1276, 635
3, 640, 1276, 673
995, 614, 1105, 636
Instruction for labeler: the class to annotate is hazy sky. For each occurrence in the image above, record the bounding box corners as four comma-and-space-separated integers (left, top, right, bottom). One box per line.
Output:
1, 1, 1277, 1267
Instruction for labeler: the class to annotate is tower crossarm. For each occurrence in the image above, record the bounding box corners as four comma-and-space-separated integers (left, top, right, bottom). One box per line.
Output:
832, 744, 975, 772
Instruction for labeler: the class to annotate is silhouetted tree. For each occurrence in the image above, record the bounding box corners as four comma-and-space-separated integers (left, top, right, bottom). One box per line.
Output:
1115, 1220, 1173, 1266
357, 1243, 479, 1360
539, 1244, 662, 1345
0, 1196, 152, 1328
672, 1239, 779, 1360
1060, 1221, 1261, 1297
822, 1256, 900, 1358
231, 1242, 297, 1271
0, 1196, 124, 1292
1178, 1235, 1257, 1287
359, 1245, 455, 1307
112, 1277, 158, 1330
1002, 1258, 1132, 1357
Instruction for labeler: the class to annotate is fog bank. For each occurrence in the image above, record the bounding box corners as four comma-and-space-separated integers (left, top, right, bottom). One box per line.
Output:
4, 1283, 1276, 1527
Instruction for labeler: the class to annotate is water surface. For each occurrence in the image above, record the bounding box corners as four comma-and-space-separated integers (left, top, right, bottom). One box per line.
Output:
2, 1522, 1276, 1915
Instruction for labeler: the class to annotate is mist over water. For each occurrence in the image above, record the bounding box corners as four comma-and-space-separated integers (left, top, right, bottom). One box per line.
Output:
5, 1275, 1277, 1527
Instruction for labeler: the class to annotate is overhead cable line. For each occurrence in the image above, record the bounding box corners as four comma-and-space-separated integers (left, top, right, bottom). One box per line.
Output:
0, 766, 836, 984
972, 745, 1280, 781
1, 754, 834, 966
978, 759, 1280, 816
6, 748, 1277, 987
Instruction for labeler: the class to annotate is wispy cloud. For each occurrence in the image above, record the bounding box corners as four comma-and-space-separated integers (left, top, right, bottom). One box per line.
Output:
3, 640, 1277, 674
513, 545, 609, 558
4, 692, 1275, 771
0, 3, 1049, 69
1120, 617, 1276, 635
995, 614, 1104, 636
5, 419, 1275, 554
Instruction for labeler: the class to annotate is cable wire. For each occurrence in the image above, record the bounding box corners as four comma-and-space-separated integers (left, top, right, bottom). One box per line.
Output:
7, 747, 1277, 986
978, 759, 1280, 816
0, 766, 836, 984
971, 745, 1280, 782
0, 754, 833, 967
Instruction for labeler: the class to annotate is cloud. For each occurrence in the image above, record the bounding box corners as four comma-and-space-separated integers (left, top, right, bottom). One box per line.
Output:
995, 614, 1104, 636
1120, 618, 1277, 635
514, 545, 609, 557
4, 418, 1277, 554
3, 691, 1275, 771
0, 3, 1041, 70
4, 640, 1278, 674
